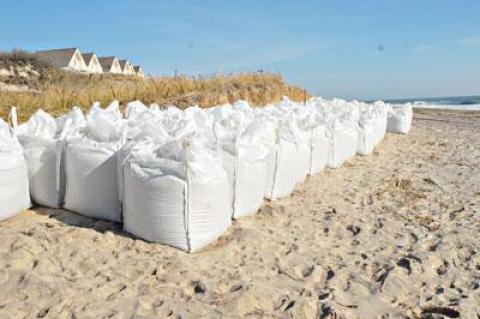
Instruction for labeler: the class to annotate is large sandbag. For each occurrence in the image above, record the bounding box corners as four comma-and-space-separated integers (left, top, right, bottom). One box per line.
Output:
356, 122, 376, 156
17, 108, 85, 208
387, 104, 413, 134
309, 125, 329, 175
64, 140, 122, 221
0, 118, 30, 221
356, 104, 378, 156
276, 97, 311, 182
296, 104, 329, 176
327, 121, 358, 168
372, 102, 388, 146
295, 131, 311, 182
55, 106, 86, 134
308, 97, 359, 168
125, 100, 148, 121
218, 134, 268, 219
232, 146, 267, 218
211, 105, 269, 219
122, 138, 231, 252
255, 106, 299, 200
264, 140, 298, 199
63, 101, 125, 222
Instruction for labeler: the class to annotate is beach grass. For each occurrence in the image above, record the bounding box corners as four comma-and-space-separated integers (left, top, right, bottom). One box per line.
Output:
0, 52, 308, 122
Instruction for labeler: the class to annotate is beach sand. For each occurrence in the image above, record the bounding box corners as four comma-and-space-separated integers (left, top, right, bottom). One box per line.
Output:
0, 108, 479, 319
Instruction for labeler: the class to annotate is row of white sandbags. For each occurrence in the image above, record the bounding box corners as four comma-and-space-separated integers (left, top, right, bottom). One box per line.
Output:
307, 97, 389, 164
120, 99, 331, 250
4, 103, 123, 223
4, 99, 333, 250
119, 97, 391, 252
121, 96, 399, 222
0, 97, 409, 251
4, 98, 380, 242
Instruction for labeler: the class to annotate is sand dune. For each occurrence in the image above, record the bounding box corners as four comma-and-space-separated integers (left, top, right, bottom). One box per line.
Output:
0, 109, 478, 318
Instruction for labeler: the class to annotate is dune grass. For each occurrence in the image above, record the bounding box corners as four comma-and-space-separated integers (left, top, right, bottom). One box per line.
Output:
0, 53, 308, 122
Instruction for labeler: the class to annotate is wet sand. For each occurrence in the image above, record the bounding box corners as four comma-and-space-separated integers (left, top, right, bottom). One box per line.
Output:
0, 108, 479, 318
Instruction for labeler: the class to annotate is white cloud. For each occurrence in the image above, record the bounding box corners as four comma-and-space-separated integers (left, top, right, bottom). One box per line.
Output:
459, 35, 480, 46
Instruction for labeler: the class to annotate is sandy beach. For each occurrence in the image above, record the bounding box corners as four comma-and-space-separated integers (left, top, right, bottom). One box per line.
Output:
0, 108, 478, 319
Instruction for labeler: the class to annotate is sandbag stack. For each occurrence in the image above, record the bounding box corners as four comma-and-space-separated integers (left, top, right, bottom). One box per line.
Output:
1, 96, 412, 251
210, 102, 271, 218
387, 103, 413, 134
259, 105, 301, 200
356, 101, 388, 156
0, 115, 30, 221
312, 98, 359, 168
64, 101, 125, 222
17, 108, 85, 208
297, 102, 329, 176
121, 108, 231, 252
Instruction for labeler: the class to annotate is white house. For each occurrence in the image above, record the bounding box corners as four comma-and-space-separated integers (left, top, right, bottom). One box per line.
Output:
126, 63, 136, 75
119, 59, 135, 75
35, 48, 88, 72
81, 52, 103, 74
133, 65, 145, 78
98, 56, 123, 74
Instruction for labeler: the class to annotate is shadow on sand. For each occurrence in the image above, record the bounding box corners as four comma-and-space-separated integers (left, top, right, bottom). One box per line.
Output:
32, 206, 135, 239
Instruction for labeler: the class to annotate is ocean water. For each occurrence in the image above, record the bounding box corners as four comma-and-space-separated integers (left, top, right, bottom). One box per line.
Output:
382, 95, 480, 110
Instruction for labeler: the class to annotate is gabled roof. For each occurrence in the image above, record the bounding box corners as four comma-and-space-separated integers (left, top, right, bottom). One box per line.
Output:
35, 48, 79, 68
98, 56, 118, 72
118, 59, 130, 71
81, 52, 96, 65
133, 66, 142, 73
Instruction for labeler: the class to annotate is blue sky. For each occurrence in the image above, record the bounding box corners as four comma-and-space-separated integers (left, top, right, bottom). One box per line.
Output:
1, 0, 479, 99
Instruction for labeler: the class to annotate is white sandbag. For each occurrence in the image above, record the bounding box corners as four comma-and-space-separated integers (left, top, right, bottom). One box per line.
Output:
253, 106, 294, 200
213, 117, 270, 219
125, 100, 148, 121
256, 102, 312, 199
295, 103, 329, 176
122, 137, 231, 252
260, 113, 299, 199
314, 99, 360, 168
209, 103, 270, 218
0, 117, 30, 221
125, 104, 165, 142
65, 140, 122, 221
327, 121, 358, 168
17, 108, 85, 208
63, 101, 125, 222
55, 107, 86, 134
276, 97, 311, 182
356, 121, 376, 156
294, 130, 311, 182
356, 104, 380, 156
309, 125, 329, 174
387, 104, 413, 134
232, 147, 267, 218
308, 97, 360, 168
372, 101, 388, 146
264, 140, 298, 199
376, 116, 387, 144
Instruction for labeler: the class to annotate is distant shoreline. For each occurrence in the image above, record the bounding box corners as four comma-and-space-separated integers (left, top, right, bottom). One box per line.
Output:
414, 107, 480, 115
364, 95, 480, 110
411, 105, 480, 111
367, 94, 480, 104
